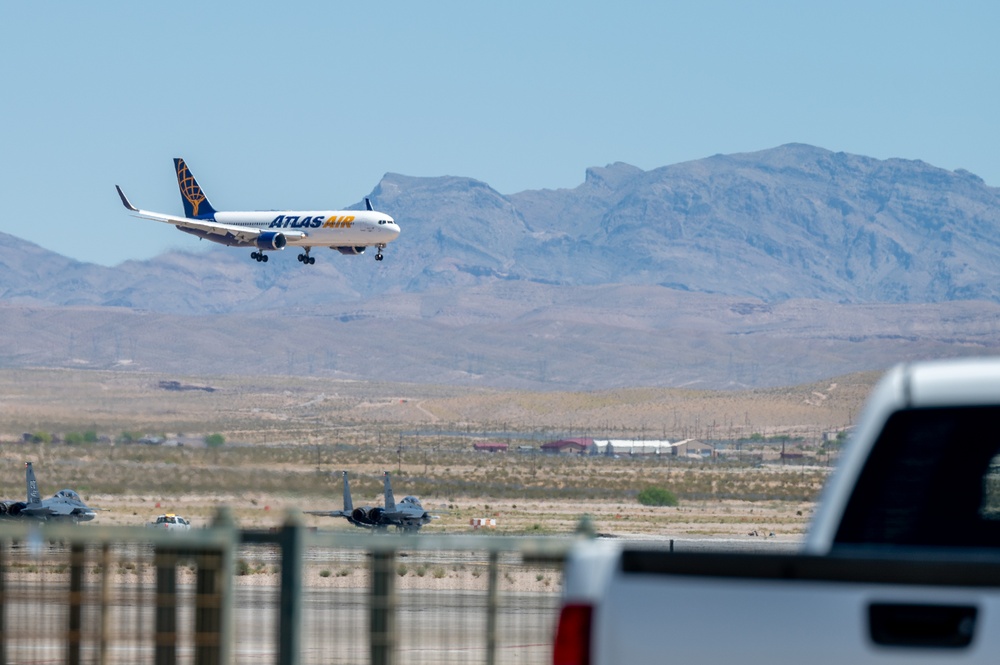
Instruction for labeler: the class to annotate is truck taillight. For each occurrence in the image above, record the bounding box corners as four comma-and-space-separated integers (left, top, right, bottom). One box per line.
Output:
553, 603, 592, 665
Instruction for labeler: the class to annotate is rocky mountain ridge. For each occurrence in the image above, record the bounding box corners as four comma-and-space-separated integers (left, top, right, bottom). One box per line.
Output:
2, 144, 998, 389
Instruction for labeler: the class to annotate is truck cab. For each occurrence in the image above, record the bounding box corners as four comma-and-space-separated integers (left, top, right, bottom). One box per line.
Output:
148, 513, 191, 530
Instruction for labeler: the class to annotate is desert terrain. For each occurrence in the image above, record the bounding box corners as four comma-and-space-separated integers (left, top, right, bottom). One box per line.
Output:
0, 367, 880, 540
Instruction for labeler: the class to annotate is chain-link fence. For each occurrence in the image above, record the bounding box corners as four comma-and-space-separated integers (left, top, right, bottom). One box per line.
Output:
0, 513, 572, 665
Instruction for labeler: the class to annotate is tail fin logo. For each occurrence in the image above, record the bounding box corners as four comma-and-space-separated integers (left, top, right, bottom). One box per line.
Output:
176, 159, 207, 217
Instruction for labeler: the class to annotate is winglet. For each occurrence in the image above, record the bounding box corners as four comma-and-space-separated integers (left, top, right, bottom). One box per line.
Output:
116, 185, 139, 212
383, 471, 396, 512
25, 462, 42, 506
341, 471, 353, 513
365, 197, 374, 211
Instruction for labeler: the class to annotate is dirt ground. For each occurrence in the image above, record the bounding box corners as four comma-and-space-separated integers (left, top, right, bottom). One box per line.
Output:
1, 366, 857, 550
90, 490, 814, 543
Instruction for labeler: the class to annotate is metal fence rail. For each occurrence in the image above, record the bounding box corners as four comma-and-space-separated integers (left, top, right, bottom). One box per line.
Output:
0, 512, 573, 665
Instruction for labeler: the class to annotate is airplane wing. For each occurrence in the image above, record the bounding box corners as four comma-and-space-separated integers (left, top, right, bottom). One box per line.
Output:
115, 186, 307, 244
303, 510, 351, 517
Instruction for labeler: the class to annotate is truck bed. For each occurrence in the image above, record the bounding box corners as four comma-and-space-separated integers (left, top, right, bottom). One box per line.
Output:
586, 548, 1000, 664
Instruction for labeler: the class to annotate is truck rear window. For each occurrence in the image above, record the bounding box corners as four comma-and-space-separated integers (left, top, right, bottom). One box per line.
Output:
835, 406, 1000, 548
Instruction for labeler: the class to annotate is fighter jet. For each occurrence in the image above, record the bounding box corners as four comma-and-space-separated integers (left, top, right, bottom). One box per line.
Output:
0, 462, 97, 522
306, 471, 436, 532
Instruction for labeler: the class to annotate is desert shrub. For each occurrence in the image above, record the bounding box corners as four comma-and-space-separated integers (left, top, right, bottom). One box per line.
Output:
319, 569, 331, 578
205, 433, 225, 448
64, 432, 85, 445
637, 487, 679, 507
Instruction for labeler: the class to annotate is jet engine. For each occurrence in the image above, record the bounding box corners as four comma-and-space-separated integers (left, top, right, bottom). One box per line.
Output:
255, 232, 287, 250
335, 246, 366, 255
352, 506, 384, 525
0, 501, 26, 516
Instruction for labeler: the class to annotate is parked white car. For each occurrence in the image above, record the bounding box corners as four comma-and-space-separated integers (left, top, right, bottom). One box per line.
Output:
147, 513, 191, 530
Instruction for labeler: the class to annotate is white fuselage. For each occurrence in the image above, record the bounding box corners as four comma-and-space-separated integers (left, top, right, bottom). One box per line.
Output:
214, 209, 400, 248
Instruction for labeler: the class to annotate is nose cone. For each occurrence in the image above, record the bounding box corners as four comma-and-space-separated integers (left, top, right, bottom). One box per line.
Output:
386, 218, 400, 241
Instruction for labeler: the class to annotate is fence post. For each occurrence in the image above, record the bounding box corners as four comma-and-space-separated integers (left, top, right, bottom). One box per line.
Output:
154, 547, 178, 665
0, 541, 7, 665
195, 508, 235, 665
99, 543, 111, 665
486, 550, 499, 665
370, 547, 397, 665
68, 543, 85, 665
278, 510, 304, 665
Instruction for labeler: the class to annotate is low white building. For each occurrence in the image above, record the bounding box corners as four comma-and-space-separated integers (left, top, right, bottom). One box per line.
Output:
592, 439, 715, 458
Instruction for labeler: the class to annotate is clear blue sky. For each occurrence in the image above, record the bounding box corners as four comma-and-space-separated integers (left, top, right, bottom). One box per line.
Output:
2, 2, 998, 266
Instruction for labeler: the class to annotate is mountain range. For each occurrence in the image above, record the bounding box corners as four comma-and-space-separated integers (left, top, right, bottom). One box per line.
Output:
2, 144, 999, 390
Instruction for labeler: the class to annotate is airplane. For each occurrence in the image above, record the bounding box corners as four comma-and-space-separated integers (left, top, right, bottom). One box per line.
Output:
116, 158, 400, 264
305, 471, 436, 532
0, 462, 97, 522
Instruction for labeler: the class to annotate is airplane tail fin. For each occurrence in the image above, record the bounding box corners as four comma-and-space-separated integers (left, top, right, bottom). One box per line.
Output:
341, 471, 353, 513
25, 462, 41, 506
383, 471, 396, 512
174, 158, 217, 219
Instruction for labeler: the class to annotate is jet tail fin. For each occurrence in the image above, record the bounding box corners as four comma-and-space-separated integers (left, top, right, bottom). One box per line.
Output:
383, 471, 396, 512
25, 462, 41, 506
174, 158, 217, 219
365, 197, 374, 211
341, 471, 353, 513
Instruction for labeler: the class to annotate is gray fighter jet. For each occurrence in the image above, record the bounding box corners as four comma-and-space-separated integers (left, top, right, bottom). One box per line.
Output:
0, 462, 97, 522
306, 471, 436, 532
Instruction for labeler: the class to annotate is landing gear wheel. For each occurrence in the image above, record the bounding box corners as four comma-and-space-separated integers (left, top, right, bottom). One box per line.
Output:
376, 253, 384, 261
298, 249, 316, 265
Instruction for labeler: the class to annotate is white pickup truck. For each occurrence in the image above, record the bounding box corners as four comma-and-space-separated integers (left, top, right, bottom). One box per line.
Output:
147, 513, 192, 531
556, 357, 1000, 664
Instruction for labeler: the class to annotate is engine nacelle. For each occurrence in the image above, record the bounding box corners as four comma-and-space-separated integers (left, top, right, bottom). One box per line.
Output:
2, 501, 26, 516
255, 232, 287, 250
335, 246, 366, 255
352, 506, 384, 526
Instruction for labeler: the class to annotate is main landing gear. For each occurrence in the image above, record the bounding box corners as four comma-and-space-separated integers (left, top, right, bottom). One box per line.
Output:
297, 248, 316, 265
250, 251, 269, 263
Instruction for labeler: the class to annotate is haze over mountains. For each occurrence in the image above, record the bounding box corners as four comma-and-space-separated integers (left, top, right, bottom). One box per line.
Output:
3, 144, 999, 390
